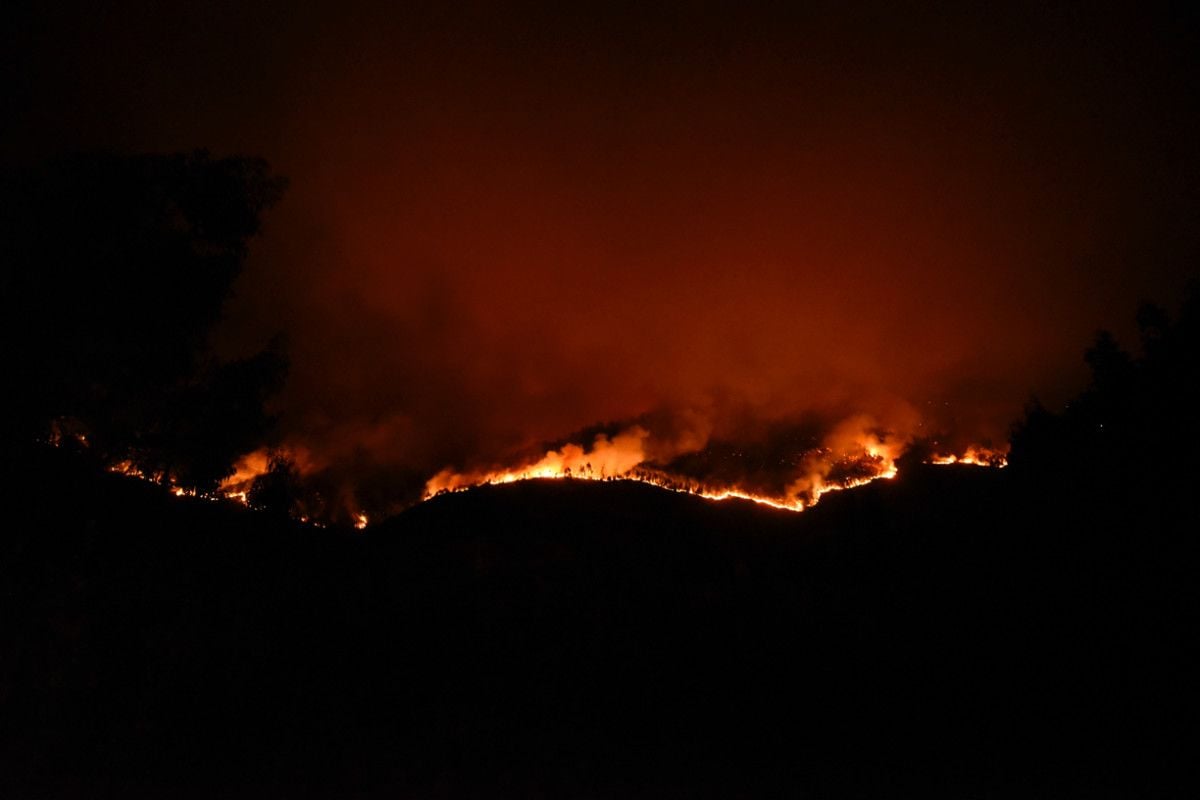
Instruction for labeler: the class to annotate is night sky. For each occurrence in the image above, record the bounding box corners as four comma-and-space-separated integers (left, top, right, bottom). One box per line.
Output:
6, 2, 1199, 507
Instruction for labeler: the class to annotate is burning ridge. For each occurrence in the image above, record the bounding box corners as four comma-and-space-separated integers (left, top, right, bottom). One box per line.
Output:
423, 421, 1006, 513
50, 413, 1005, 524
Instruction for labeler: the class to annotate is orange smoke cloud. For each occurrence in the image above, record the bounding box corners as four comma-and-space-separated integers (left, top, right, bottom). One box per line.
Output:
19, 4, 1187, 519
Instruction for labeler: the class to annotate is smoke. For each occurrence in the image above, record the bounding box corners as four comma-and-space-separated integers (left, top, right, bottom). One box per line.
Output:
7, 3, 1199, 519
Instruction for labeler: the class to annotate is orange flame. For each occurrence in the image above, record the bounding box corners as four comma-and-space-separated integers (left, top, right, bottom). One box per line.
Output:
927, 446, 1008, 468
422, 420, 919, 512
104, 452, 267, 507
217, 449, 273, 503
77, 423, 1008, 522
424, 427, 651, 494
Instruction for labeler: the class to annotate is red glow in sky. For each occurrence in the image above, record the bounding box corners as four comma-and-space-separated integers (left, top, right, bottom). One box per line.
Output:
6, 2, 1198, 510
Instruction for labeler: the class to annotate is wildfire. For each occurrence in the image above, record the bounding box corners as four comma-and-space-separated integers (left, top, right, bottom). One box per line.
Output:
424, 427, 652, 494
106, 459, 256, 506
928, 447, 1008, 468
217, 450, 273, 503
430, 467, 812, 511
108, 460, 147, 480
85, 444, 365, 528
67, 418, 1008, 524
422, 421, 1007, 513
422, 421, 926, 512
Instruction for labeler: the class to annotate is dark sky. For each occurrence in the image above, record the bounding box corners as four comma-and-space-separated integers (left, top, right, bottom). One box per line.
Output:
6, 2, 1199, 506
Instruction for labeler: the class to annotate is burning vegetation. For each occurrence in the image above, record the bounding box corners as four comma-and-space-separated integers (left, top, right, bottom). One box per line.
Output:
102, 454, 264, 511
102, 445, 368, 529
75, 414, 1006, 525
423, 418, 1006, 514
12, 150, 1012, 526
49, 410, 1006, 525
927, 447, 1010, 468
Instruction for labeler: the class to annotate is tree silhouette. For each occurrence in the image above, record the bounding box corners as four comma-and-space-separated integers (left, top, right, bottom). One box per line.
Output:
248, 453, 304, 518
144, 342, 289, 492
1009, 280, 1200, 493
1, 151, 288, 488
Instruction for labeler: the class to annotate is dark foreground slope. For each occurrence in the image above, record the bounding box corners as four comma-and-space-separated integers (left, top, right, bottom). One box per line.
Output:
2, 444, 1194, 798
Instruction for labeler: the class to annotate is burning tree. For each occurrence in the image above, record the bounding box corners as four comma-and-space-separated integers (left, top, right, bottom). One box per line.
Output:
246, 453, 304, 519
1, 151, 288, 491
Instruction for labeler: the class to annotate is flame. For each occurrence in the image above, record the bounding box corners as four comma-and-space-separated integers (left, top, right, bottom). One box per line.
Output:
423, 421, 916, 512
424, 427, 651, 494
927, 446, 1008, 468
104, 452, 267, 507
96, 445, 350, 526
108, 460, 147, 480
217, 450, 273, 503
421, 415, 1012, 513
61, 420, 1006, 523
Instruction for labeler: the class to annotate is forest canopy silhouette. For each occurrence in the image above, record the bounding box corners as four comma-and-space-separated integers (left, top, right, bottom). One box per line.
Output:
1, 151, 288, 492
1010, 282, 1200, 497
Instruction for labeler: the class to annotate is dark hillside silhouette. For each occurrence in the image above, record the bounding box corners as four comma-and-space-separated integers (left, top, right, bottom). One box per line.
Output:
4, 277, 1199, 796
1, 151, 1195, 794
1, 151, 287, 490
6, 1, 1200, 792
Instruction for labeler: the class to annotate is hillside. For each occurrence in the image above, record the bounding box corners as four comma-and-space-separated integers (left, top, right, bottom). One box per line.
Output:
2, 442, 1192, 797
